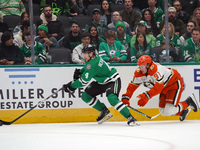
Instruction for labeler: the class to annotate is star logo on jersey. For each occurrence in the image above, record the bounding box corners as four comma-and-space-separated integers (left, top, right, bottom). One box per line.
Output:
109, 49, 116, 56
86, 64, 91, 70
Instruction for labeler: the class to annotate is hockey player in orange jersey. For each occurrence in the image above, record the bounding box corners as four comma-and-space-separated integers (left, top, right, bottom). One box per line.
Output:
121, 55, 199, 121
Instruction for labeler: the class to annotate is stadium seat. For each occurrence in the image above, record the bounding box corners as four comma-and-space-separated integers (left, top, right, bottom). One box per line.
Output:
33, 15, 40, 25
87, 4, 101, 17
71, 16, 92, 29
152, 46, 163, 62
178, 47, 183, 62
111, 4, 125, 12
126, 47, 131, 63
3, 15, 21, 31
24, 3, 41, 16
57, 16, 71, 29
48, 47, 71, 64
57, 36, 65, 48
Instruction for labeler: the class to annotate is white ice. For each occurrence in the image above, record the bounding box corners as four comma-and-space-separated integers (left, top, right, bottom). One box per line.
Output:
0, 120, 200, 150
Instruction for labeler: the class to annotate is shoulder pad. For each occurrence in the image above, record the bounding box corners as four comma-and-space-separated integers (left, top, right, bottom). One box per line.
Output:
148, 63, 158, 75
136, 68, 140, 72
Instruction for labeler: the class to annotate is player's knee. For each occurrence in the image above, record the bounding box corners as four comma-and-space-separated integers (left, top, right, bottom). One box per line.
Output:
81, 92, 92, 103
160, 104, 178, 116
107, 93, 119, 106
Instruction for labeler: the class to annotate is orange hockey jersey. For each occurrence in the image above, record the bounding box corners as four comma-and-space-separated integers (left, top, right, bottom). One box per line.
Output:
123, 62, 182, 100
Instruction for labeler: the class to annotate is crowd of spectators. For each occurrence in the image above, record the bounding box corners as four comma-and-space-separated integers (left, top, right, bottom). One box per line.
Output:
0, 0, 200, 65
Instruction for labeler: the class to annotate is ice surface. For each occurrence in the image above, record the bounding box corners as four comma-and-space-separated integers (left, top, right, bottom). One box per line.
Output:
0, 121, 200, 150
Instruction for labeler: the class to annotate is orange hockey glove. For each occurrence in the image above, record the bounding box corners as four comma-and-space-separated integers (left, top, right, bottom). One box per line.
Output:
121, 95, 130, 106
137, 92, 150, 107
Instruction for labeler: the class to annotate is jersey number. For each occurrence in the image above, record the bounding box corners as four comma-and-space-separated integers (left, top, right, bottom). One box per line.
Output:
85, 73, 89, 79
153, 72, 161, 80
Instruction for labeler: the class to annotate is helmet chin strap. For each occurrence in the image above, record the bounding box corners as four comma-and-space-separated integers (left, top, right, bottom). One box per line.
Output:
87, 52, 94, 62
145, 63, 150, 75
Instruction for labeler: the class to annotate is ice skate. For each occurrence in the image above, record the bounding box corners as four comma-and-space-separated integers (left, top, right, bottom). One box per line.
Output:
185, 93, 199, 112
180, 108, 191, 121
127, 115, 139, 126
97, 106, 113, 124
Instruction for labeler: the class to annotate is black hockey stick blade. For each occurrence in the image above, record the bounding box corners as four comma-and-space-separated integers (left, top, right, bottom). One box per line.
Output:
0, 87, 63, 126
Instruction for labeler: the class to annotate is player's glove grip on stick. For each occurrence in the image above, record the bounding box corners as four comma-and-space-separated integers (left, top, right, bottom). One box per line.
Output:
121, 95, 130, 106
73, 68, 82, 81
63, 81, 76, 93
137, 92, 149, 107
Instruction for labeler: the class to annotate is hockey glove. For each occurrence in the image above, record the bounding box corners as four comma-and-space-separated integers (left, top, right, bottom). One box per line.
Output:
63, 81, 76, 93
137, 92, 150, 107
73, 68, 82, 81
121, 95, 130, 106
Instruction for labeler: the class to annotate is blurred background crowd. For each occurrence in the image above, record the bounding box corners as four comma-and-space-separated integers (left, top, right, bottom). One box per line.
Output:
0, 0, 200, 65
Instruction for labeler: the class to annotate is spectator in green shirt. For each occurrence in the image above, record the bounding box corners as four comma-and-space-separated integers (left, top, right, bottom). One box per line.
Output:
130, 20, 156, 48
115, 21, 131, 51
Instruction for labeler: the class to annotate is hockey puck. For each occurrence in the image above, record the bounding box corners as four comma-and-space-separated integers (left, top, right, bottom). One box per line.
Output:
0, 121, 3, 126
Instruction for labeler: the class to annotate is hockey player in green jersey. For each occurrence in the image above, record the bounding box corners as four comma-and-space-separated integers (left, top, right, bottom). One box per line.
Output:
63, 44, 137, 126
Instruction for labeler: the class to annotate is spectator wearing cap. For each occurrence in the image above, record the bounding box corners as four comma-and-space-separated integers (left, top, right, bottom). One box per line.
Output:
62, 20, 82, 52
107, 11, 133, 36
159, 7, 185, 36
119, 0, 141, 34
13, 20, 30, 48
36, 4, 65, 41
35, 25, 58, 54
130, 20, 156, 48
173, 0, 190, 25
85, 8, 107, 39
115, 21, 131, 51
0, 31, 24, 65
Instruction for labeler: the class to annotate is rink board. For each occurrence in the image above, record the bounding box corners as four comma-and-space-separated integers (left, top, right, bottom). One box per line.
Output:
0, 63, 200, 124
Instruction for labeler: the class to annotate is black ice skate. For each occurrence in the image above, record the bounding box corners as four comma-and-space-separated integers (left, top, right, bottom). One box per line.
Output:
180, 108, 191, 121
127, 115, 138, 126
185, 93, 199, 112
97, 106, 113, 124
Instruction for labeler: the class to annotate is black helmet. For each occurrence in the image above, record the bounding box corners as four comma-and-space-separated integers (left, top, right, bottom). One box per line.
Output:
82, 44, 95, 53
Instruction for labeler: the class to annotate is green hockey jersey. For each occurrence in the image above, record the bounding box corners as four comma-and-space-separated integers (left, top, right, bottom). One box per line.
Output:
156, 33, 181, 52
130, 44, 152, 63
98, 40, 127, 63
182, 37, 200, 62
71, 54, 120, 89
142, 7, 164, 23
20, 41, 47, 65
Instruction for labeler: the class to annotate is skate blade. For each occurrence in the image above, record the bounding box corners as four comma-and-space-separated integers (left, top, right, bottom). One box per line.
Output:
98, 113, 113, 124
128, 122, 140, 126
191, 93, 199, 112
184, 108, 192, 120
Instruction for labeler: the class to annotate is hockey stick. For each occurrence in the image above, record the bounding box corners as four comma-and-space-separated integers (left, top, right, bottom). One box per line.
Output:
128, 105, 162, 119
0, 87, 63, 126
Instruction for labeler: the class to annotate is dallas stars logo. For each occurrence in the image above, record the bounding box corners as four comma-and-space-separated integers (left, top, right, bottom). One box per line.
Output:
109, 49, 116, 55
